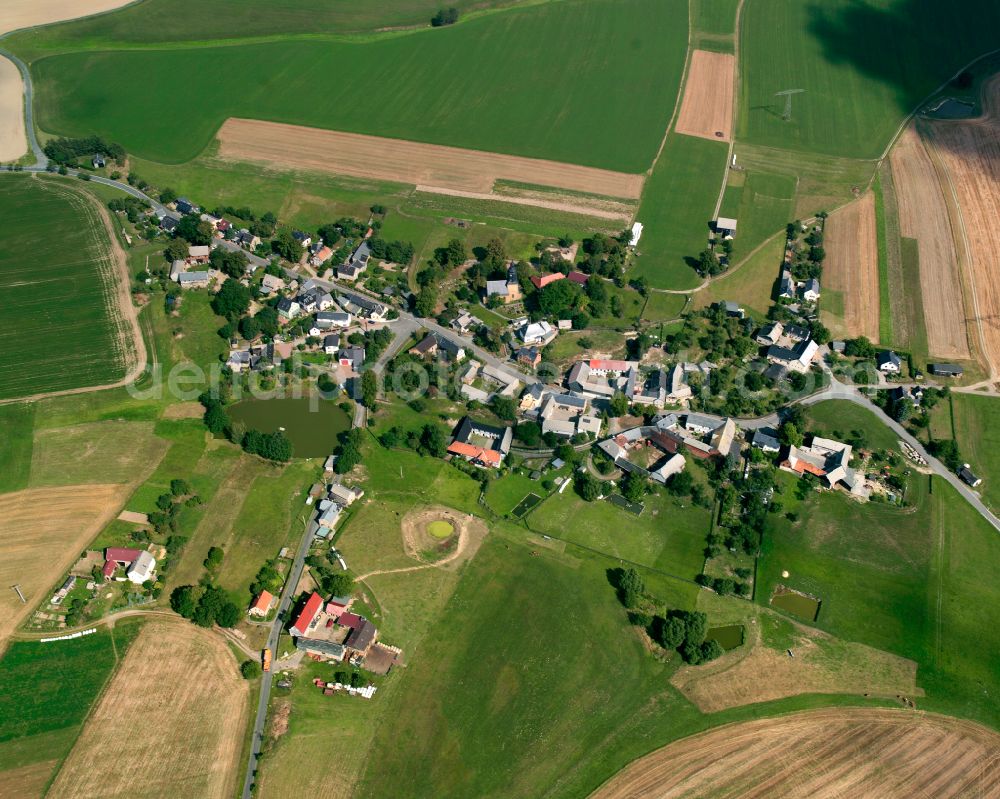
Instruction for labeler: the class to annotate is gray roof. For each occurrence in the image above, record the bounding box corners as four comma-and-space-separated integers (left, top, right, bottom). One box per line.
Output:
296, 638, 346, 657
485, 279, 509, 296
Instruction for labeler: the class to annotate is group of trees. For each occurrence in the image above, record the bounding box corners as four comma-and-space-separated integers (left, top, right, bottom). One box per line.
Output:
695, 571, 751, 597
787, 216, 827, 282
242, 429, 293, 461
378, 422, 448, 458
431, 7, 459, 25
44, 136, 125, 165
651, 608, 722, 664
334, 428, 365, 474
148, 479, 199, 536
305, 552, 356, 597
170, 583, 242, 628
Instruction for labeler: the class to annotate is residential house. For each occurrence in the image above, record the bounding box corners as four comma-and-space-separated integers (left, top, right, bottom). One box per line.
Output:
767, 339, 819, 373
249, 591, 274, 617
234, 229, 261, 251
452, 311, 476, 335
756, 321, 784, 346
175, 197, 199, 215
516, 346, 541, 368
447, 417, 512, 467
778, 270, 796, 299
292, 231, 312, 250
338, 263, 364, 281
959, 464, 982, 488
341, 294, 387, 321
782, 437, 869, 499
784, 324, 810, 342
800, 278, 821, 302
92, 153, 106, 169
290, 591, 325, 636
276, 297, 301, 321
567, 359, 637, 399
714, 217, 738, 238
102, 548, 156, 585
720, 300, 744, 318
323, 335, 340, 355
160, 214, 180, 233
339, 347, 365, 370
519, 320, 556, 346
188, 244, 210, 264
409, 333, 439, 358
259, 273, 285, 295
329, 483, 364, 506
751, 428, 781, 453
316, 310, 352, 329
877, 350, 902, 374
666, 363, 693, 402
311, 245, 333, 267
537, 392, 602, 438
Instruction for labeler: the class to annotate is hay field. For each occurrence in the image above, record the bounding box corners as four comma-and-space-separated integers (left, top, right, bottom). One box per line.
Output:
674, 50, 735, 142
218, 119, 643, 200
28, 0, 686, 171
822, 193, 880, 340
889, 127, 969, 360
0, 58, 26, 161
49, 621, 249, 799
926, 78, 1000, 374
30, 420, 168, 486
0, 484, 129, 647
590, 708, 1000, 799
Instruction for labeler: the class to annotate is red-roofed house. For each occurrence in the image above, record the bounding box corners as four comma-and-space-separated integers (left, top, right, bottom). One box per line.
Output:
530, 272, 565, 289
337, 611, 362, 630
249, 590, 274, 617
588, 359, 631, 375
290, 591, 324, 636
567, 270, 589, 285
105, 547, 142, 564
101, 560, 117, 580
326, 596, 352, 618
447, 441, 503, 467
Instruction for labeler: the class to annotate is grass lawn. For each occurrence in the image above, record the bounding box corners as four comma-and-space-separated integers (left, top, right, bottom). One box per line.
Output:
640, 292, 689, 324
0, 177, 131, 399
0, 403, 35, 495
728, 171, 796, 263
694, 231, 783, 319
485, 471, 544, 515
738, 0, 1000, 159
0, 620, 141, 777
168, 292, 230, 373
946, 394, 1000, 514
527, 484, 710, 582
896, 236, 928, 359
29, 0, 686, 172
543, 329, 626, 367
804, 399, 899, 451
632, 134, 729, 290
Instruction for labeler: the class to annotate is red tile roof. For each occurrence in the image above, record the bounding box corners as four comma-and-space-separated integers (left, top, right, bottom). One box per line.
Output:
105, 547, 141, 564
530, 273, 565, 289
338, 611, 363, 630
447, 441, 502, 466
567, 270, 589, 285
290, 591, 323, 635
589, 359, 630, 372
101, 560, 116, 578
250, 591, 273, 613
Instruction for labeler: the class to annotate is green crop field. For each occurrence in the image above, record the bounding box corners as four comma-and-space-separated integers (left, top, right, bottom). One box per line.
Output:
633, 134, 729, 290
947, 394, 1000, 514
0, 177, 131, 400
28, 0, 687, 171
0, 621, 141, 778
727, 171, 796, 263
0, 403, 35, 495
9, 0, 537, 52
738, 0, 1000, 159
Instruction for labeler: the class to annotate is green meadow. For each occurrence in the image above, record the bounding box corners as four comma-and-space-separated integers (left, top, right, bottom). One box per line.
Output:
29, 0, 687, 171
738, 0, 1000, 158
0, 177, 129, 400
944, 394, 1000, 514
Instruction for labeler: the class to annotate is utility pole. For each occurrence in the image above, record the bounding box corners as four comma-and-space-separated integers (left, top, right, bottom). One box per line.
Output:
775, 88, 805, 121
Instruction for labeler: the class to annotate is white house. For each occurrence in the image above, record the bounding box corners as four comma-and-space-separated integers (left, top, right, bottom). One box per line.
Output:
801, 278, 821, 302
127, 551, 156, 584
519, 320, 556, 346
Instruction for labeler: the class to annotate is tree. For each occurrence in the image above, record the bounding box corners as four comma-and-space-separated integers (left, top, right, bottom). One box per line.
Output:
361, 370, 378, 409
160, 187, 178, 204
212, 278, 251, 321
431, 6, 459, 26
240, 660, 263, 679
255, 306, 279, 338
414, 287, 436, 318
164, 238, 188, 263
209, 246, 248, 278
490, 394, 518, 421
618, 567, 644, 608
844, 336, 876, 358
271, 229, 304, 262
170, 585, 197, 619
778, 422, 803, 447
537, 280, 580, 317
242, 429, 293, 462
204, 546, 224, 571
575, 473, 601, 502
659, 615, 686, 648
696, 248, 722, 276
176, 214, 212, 245
239, 315, 260, 341
608, 391, 629, 418
419, 424, 448, 458
445, 238, 466, 266
667, 469, 693, 496
214, 600, 242, 628
170, 478, 192, 497
621, 471, 646, 504
515, 421, 541, 446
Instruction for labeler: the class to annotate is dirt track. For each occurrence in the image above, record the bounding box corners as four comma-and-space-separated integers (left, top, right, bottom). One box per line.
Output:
49, 621, 249, 799
823, 192, 880, 341
674, 50, 735, 142
924, 77, 1000, 375
217, 118, 644, 206
0, 484, 130, 649
890, 126, 970, 360
590, 708, 1000, 799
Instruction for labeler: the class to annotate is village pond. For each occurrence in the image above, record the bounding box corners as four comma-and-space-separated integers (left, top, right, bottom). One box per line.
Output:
227, 397, 351, 458
706, 624, 744, 651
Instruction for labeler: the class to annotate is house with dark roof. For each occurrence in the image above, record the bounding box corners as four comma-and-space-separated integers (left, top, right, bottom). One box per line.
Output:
877, 350, 902, 373
929, 363, 963, 377
448, 417, 512, 467
959, 464, 982, 488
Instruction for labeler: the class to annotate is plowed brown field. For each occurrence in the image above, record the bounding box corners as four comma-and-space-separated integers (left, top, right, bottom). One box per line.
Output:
590, 708, 1000, 799
823, 193, 880, 340
674, 50, 735, 142
0, 484, 129, 648
217, 118, 644, 207
890, 127, 969, 360
48, 621, 249, 799
925, 77, 1000, 374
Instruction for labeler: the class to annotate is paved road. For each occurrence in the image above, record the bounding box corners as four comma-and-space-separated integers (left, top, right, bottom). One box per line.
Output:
241, 513, 319, 799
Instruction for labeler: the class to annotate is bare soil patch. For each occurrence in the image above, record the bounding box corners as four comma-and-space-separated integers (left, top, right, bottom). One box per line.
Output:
671, 616, 919, 713
116, 509, 149, 524
924, 77, 1000, 374
217, 118, 644, 206
674, 50, 735, 142
590, 708, 1000, 799
397, 505, 488, 572
49, 621, 249, 799
890, 126, 970, 359
823, 192, 880, 341
0, 58, 26, 162
0, 484, 129, 649
161, 401, 205, 419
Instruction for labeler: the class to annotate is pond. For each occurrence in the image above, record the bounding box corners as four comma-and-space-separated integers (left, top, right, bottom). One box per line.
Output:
770, 585, 821, 622
923, 98, 975, 119
227, 397, 352, 458
511, 492, 543, 518
706, 624, 744, 651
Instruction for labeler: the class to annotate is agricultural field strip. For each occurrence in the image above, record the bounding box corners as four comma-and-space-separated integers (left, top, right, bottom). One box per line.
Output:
674, 49, 735, 142
822, 193, 879, 340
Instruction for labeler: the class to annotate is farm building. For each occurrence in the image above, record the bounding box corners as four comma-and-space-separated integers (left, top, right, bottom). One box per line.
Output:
290, 591, 324, 636
448, 417, 512, 468
714, 217, 738, 238
782, 437, 869, 499
959, 464, 982, 488
929, 363, 963, 377
530, 272, 565, 290
249, 591, 274, 617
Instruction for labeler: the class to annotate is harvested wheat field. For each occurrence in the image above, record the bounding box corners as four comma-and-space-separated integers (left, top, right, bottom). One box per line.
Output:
217, 118, 644, 203
0, 758, 60, 799
0, 58, 25, 162
822, 193, 880, 340
674, 50, 735, 141
672, 619, 919, 713
0, 484, 128, 647
49, 621, 249, 799
890, 126, 970, 360
591, 708, 1000, 799
925, 78, 1000, 374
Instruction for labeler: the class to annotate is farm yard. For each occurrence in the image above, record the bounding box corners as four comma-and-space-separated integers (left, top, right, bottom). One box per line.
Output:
0, 177, 139, 400
47, 621, 249, 799
590, 708, 1000, 799
26, 0, 687, 171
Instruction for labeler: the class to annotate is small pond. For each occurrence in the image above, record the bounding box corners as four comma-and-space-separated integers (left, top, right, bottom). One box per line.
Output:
770, 585, 821, 622
706, 624, 744, 651
227, 397, 351, 458
923, 98, 975, 119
